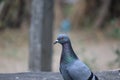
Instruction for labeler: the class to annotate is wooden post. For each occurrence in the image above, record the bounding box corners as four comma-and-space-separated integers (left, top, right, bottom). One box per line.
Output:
29, 0, 54, 72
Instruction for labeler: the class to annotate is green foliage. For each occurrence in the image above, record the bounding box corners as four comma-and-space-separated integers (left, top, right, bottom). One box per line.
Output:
106, 19, 120, 39
110, 28, 120, 39
115, 49, 120, 67
109, 48, 120, 68
106, 28, 120, 39
115, 49, 120, 56
0, 0, 26, 29
0, 0, 4, 3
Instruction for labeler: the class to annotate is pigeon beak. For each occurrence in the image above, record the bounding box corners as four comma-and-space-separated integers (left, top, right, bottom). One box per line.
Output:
53, 40, 59, 44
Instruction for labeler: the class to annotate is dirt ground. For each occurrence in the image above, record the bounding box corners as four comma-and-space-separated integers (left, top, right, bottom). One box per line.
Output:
0, 29, 119, 73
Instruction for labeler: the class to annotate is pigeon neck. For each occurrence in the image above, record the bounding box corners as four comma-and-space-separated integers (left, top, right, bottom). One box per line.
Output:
61, 41, 78, 64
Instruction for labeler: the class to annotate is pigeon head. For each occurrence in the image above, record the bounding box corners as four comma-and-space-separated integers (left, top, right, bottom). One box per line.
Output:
54, 34, 70, 44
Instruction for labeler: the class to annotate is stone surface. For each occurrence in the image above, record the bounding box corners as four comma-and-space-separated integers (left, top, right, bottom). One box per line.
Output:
0, 70, 119, 80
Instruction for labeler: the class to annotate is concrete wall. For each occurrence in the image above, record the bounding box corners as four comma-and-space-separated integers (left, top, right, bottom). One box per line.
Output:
0, 70, 119, 80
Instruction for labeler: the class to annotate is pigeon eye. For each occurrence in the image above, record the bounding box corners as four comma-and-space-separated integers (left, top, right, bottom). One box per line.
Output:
61, 37, 64, 40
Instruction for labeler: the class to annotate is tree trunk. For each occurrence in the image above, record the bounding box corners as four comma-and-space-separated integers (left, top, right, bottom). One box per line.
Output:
93, 0, 111, 29
0, 0, 25, 28
29, 0, 54, 72
71, 0, 87, 28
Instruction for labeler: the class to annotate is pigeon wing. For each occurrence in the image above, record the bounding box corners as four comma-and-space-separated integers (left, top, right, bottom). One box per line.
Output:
67, 60, 92, 80
60, 65, 73, 80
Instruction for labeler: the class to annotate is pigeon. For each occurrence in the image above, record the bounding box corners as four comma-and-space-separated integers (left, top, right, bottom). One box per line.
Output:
54, 34, 99, 80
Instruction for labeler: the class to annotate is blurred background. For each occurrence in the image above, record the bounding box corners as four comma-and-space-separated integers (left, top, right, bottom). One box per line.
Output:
0, 0, 120, 73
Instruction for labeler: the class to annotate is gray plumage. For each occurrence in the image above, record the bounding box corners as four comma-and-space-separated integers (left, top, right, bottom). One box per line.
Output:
54, 34, 99, 80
